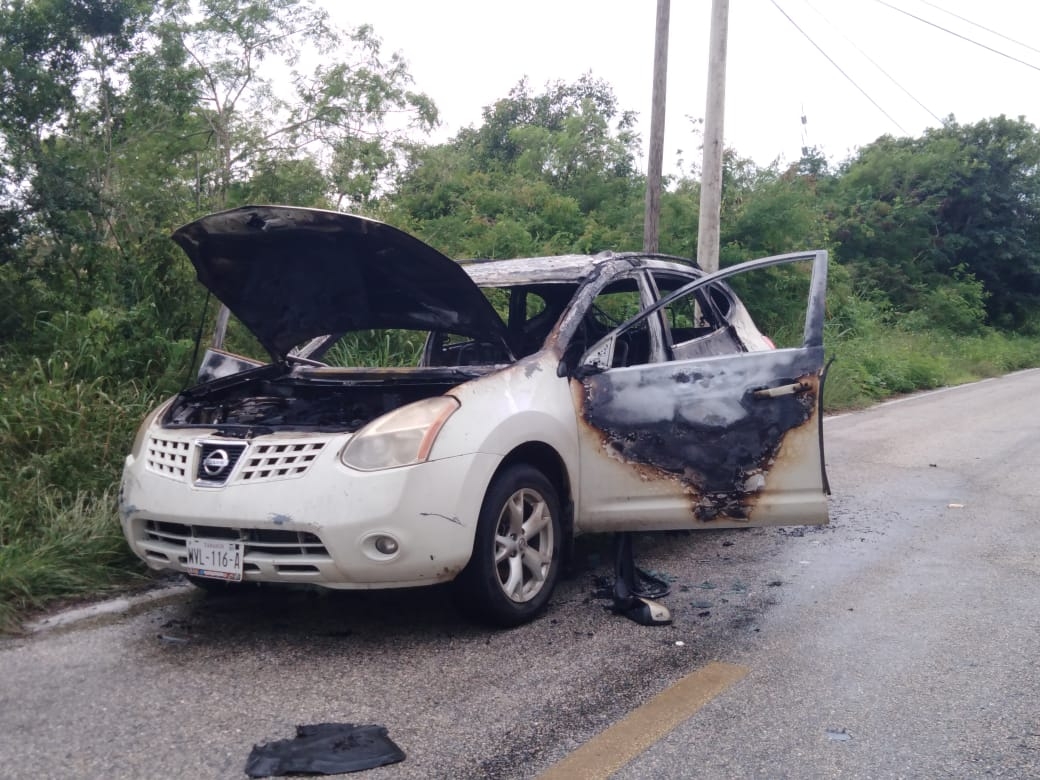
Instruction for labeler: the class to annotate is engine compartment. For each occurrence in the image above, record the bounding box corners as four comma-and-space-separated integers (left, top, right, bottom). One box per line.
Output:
163, 367, 486, 434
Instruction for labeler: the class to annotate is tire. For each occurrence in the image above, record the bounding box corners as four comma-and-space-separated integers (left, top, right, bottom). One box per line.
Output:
455, 464, 563, 627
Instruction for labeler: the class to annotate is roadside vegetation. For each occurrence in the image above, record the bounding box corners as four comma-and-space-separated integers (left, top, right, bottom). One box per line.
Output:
2, 0, 1038, 631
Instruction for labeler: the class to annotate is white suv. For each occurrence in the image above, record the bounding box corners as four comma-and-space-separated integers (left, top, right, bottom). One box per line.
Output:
120, 205, 830, 626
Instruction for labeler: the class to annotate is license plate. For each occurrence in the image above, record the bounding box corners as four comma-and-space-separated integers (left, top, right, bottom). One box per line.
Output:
185, 538, 243, 581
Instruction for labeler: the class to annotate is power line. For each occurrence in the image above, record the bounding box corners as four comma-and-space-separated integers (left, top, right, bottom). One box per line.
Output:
770, 0, 908, 134
803, 0, 942, 124
917, 0, 1040, 58
873, 0, 1040, 74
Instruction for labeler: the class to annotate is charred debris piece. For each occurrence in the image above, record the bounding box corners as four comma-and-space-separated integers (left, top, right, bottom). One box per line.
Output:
245, 723, 405, 777
611, 533, 673, 626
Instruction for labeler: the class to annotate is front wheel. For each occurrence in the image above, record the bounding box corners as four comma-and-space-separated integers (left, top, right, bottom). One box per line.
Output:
455, 464, 563, 627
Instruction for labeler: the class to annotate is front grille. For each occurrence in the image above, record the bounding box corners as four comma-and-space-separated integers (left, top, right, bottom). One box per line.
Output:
235, 441, 326, 483
195, 441, 247, 485
144, 520, 330, 558
143, 434, 329, 486
145, 437, 191, 480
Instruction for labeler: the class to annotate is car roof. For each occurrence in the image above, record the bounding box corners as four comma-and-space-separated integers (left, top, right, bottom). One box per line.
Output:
459, 252, 703, 286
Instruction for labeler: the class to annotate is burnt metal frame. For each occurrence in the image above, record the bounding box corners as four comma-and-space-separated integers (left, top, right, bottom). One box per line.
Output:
579, 250, 829, 368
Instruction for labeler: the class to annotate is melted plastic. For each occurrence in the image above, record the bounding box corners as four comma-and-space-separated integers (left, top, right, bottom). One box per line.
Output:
245, 723, 405, 777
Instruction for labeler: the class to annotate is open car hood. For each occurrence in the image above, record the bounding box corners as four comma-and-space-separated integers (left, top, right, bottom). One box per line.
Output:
172, 206, 511, 361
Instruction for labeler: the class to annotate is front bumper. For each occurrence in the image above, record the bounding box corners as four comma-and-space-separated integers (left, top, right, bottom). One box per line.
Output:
119, 429, 500, 589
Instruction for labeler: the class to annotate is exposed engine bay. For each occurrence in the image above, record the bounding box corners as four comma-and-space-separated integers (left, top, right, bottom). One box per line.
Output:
163, 365, 491, 434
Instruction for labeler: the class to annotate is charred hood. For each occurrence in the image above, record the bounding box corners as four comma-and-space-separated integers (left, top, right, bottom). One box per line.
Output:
173, 206, 510, 360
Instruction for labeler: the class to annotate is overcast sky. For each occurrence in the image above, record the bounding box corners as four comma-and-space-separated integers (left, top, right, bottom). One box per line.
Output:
320, 0, 1040, 172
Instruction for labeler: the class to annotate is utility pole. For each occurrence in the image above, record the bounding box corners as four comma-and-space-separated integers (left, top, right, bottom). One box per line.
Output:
643, 0, 670, 253
211, 304, 230, 349
697, 0, 729, 273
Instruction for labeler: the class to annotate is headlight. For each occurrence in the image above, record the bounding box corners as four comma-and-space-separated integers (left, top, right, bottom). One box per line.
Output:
130, 398, 174, 457
340, 396, 460, 471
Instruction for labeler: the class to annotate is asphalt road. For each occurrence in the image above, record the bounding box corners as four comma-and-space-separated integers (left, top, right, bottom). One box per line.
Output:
2, 369, 1038, 779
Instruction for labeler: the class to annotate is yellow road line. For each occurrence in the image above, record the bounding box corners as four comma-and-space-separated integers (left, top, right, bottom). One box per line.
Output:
538, 661, 749, 780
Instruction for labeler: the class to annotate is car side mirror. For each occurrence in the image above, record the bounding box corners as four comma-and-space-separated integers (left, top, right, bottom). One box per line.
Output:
562, 334, 616, 378
572, 363, 605, 380
582, 335, 615, 369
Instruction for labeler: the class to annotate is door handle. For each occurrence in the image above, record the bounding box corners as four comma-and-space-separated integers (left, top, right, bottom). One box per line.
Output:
753, 381, 810, 399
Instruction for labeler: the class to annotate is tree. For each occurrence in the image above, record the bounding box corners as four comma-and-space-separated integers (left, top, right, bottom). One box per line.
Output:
387, 76, 644, 258
0, 0, 438, 357
0, 0, 155, 347
154, 0, 436, 211
833, 116, 1040, 329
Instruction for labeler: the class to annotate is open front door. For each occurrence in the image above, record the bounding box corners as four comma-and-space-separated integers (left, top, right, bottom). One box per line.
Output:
572, 251, 829, 532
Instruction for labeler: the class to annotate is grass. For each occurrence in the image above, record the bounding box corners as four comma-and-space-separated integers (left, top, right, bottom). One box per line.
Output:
0, 351, 175, 633
823, 328, 1040, 409
0, 487, 146, 632
322, 329, 426, 367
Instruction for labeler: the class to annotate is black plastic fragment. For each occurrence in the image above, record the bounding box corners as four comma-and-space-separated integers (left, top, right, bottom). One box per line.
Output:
245, 723, 405, 777
612, 533, 672, 626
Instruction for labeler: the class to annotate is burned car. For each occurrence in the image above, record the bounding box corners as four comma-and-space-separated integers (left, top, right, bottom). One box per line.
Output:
120, 206, 829, 626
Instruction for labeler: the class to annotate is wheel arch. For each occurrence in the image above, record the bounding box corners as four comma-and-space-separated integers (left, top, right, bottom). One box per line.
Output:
492, 441, 575, 560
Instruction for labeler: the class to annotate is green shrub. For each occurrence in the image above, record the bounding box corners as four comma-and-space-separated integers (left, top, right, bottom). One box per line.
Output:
323, 330, 426, 368
0, 347, 175, 631
822, 325, 1040, 409
900, 272, 990, 335
0, 486, 145, 633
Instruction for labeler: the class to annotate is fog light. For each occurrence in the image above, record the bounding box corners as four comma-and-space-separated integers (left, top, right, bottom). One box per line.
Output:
374, 535, 399, 555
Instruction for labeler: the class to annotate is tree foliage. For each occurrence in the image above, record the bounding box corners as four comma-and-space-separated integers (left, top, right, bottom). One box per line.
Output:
833, 116, 1040, 329
0, 0, 440, 624
386, 75, 644, 258
0, 0, 436, 357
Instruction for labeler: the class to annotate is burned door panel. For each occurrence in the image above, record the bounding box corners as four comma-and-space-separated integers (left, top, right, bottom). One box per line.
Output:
576, 347, 826, 528
571, 250, 829, 532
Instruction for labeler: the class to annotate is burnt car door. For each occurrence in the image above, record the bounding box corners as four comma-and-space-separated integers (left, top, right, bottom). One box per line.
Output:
572, 251, 829, 532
